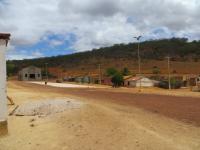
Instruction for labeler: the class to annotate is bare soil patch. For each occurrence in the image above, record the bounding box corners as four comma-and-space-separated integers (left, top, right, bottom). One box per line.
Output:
2, 81, 200, 150
20, 81, 200, 126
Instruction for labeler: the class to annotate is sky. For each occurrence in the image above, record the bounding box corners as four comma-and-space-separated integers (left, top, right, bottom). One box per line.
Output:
0, 0, 199, 60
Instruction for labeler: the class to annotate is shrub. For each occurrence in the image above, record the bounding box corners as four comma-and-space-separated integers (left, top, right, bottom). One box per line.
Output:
106, 68, 118, 77
111, 73, 124, 87
121, 67, 130, 76
159, 79, 182, 89
152, 66, 160, 74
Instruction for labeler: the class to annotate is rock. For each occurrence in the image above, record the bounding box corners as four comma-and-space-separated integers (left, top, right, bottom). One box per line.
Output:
29, 118, 35, 122
30, 124, 35, 127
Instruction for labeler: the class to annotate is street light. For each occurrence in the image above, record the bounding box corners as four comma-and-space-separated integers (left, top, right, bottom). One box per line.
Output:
134, 36, 142, 92
98, 64, 102, 85
166, 56, 171, 90
45, 63, 48, 85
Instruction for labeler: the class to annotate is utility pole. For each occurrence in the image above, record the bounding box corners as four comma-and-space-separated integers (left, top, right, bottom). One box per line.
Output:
88, 71, 90, 88
167, 56, 171, 90
98, 64, 102, 85
45, 63, 48, 84
134, 36, 142, 92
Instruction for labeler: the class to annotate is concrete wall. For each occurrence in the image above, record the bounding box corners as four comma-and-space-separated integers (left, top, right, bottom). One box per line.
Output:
19, 66, 42, 81
0, 39, 7, 122
124, 80, 136, 87
136, 78, 154, 87
125, 77, 154, 88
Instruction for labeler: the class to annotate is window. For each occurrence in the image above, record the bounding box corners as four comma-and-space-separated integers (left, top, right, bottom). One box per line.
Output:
38, 74, 40, 77
25, 74, 28, 78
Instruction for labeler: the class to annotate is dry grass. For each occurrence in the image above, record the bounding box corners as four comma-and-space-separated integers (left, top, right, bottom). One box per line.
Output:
49, 59, 200, 77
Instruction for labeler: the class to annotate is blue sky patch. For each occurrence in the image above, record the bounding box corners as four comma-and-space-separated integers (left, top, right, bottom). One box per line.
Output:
7, 33, 77, 60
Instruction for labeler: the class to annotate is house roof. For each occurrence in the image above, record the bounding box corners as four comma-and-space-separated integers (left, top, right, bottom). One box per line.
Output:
123, 75, 133, 80
0, 33, 11, 40
125, 76, 142, 81
21, 66, 41, 71
125, 76, 156, 81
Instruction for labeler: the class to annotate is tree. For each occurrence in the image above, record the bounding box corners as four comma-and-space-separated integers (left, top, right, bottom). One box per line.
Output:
6, 62, 16, 77
172, 70, 177, 74
106, 68, 118, 77
111, 73, 124, 87
152, 66, 160, 74
121, 67, 130, 76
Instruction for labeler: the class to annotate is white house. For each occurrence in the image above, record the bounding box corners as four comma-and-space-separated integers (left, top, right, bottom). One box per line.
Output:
0, 33, 10, 131
124, 76, 156, 87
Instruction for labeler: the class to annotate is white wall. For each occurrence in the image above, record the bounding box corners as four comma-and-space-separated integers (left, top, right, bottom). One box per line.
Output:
20, 67, 42, 81
0, 39, 7, 122
136, 78, 154, 87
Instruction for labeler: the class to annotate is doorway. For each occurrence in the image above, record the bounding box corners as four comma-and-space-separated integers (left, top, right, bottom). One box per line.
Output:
29, 74, 36, 79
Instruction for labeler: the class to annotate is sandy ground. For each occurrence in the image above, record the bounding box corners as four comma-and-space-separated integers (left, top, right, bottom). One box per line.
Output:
1, 81, 200, 150
30, 81, 108, 88
30, 81, 95, 88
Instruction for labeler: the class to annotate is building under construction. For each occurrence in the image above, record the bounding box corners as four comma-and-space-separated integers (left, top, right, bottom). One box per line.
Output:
18, 66, 42, 81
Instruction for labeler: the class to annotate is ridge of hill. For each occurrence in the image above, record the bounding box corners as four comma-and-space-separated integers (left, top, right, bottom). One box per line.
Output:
7, 38, 200, 76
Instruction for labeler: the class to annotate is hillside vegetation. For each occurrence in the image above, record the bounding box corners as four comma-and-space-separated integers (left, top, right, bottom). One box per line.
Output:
7, 38, 200, 76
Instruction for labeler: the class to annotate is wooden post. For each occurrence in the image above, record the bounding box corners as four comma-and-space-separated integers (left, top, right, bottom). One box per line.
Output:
0, 33, 10, 135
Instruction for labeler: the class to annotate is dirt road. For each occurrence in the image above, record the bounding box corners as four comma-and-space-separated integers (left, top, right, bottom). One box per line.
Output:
1, 81, 200, 150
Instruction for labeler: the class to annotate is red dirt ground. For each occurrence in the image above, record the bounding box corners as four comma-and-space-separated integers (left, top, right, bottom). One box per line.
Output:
15, 81, 200, 126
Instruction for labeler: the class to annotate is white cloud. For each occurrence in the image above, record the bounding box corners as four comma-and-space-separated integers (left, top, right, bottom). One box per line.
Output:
32, 51, 44, 57
6, 54, 36, 60
49, 39, 64, 47
6, 47, 44, 60
0, 0, 200, 59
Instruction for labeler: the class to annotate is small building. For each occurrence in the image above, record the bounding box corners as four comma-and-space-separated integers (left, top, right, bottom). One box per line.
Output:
83, 76, 91, 83
74, 76, 82, 83
75, 76, 91, 83
124, 76, 156, 87
18, 66, 42, 81
101, 77, 112, 86
63, 76, 75, 82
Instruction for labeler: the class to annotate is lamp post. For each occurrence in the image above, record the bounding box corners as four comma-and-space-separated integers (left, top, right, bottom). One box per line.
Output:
134, 36, 142, 92
98, 64, 102, 85
45, 63, 48, 85
0, 33, 10, 135
166, 56, 171, 90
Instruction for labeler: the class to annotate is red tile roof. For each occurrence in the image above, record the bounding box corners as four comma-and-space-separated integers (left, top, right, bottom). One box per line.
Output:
125, 76, 142, 81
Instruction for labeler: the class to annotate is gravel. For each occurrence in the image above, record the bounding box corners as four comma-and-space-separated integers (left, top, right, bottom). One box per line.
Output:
13, 99, 82, 116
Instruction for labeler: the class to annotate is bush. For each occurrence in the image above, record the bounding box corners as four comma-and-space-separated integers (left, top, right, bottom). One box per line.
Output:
111, 73, 124, 87
152, 66, 160, 74
121, 67, 130, 76
159, 79, 182, 89
106, 68, 118, 77
6, 62, 16, 77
